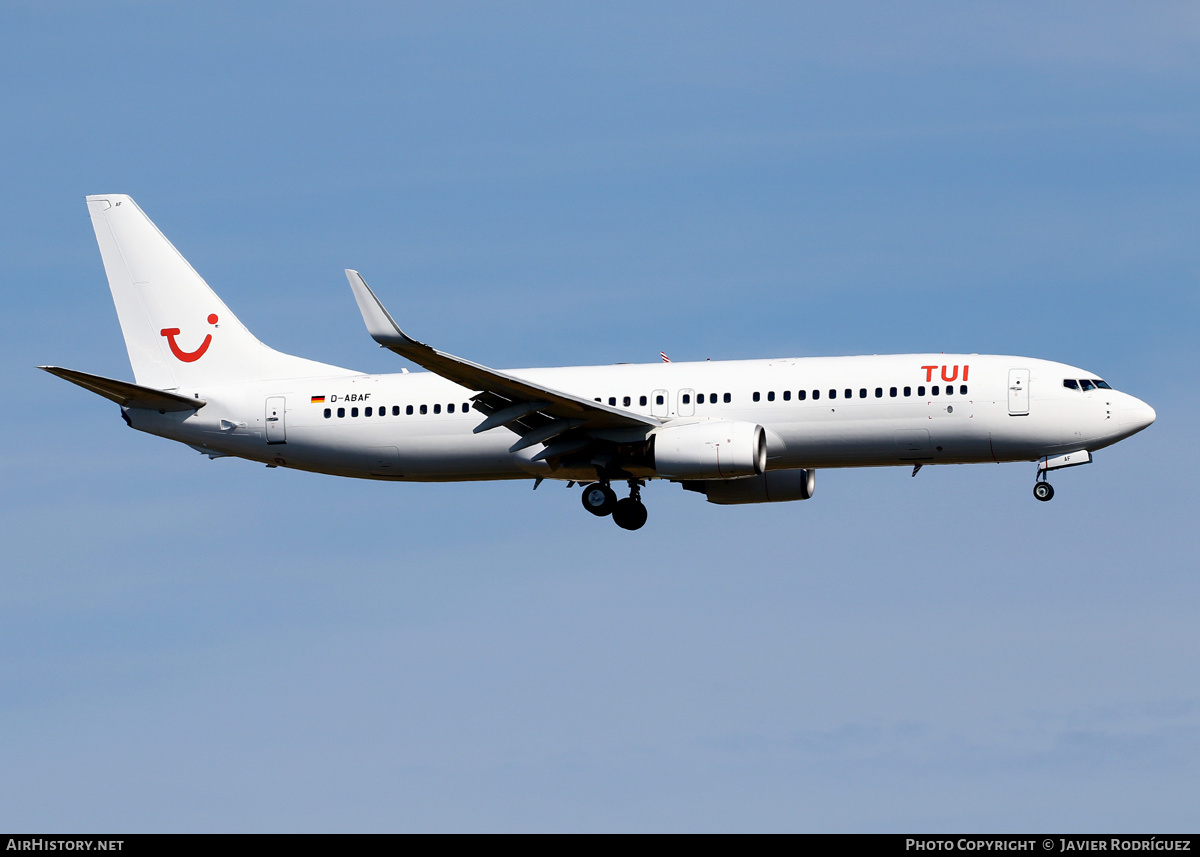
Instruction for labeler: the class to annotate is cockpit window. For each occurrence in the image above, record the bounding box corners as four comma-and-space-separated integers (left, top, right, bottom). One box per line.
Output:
1079, 379, 1096, 392
1093, 379, 1112, 389
1063, 379, 1079, 390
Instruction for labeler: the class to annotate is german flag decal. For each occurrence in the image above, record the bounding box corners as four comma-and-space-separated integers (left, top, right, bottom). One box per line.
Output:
311, 395, 325, 404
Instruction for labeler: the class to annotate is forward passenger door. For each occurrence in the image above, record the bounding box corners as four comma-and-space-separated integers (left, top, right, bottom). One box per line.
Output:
1008, 369, 1030, 416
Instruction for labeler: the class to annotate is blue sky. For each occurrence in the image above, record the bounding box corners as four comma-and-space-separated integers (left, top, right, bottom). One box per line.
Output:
2, 2, 1198, 831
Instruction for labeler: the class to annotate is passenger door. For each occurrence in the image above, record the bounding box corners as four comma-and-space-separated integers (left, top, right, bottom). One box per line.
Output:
265, 396, 287, 444
1008, 369, 1030, 416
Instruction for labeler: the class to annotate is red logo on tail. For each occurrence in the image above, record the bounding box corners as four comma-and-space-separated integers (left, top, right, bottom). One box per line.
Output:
161, 314, 218, 362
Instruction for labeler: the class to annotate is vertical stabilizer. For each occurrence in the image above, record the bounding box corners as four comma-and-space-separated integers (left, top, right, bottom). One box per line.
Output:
86, 195, 348, 388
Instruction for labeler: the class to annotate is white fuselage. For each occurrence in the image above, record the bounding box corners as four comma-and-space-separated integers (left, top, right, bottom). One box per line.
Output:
125, 353, 1155, 483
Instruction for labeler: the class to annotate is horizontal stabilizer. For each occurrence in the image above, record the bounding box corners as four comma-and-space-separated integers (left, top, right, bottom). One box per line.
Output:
39, 366, 206, 412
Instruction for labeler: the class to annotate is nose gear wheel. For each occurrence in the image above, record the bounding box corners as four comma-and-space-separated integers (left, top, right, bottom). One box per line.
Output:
1033, 468, 1055, 502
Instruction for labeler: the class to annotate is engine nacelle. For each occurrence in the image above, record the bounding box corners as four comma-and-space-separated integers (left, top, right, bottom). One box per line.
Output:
683, 469, 816, 505
651, 420, 766, 479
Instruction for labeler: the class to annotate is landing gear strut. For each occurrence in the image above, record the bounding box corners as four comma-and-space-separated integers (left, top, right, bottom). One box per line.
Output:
612, 480, 648, 531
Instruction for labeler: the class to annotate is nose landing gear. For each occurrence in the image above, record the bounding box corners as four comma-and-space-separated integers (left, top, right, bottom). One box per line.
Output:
581, 479, 648, 530
1032, 451, 1091, 502
1033, 474, 1055, 502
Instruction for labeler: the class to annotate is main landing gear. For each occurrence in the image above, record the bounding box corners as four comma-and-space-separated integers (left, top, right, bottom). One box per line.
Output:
581, 482, 617, 516
581, 480, 648, 530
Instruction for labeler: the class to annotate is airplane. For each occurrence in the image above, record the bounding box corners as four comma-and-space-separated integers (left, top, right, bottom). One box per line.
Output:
41, 194, 1157, 531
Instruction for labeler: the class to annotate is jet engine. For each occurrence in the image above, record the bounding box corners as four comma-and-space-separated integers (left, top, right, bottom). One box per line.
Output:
682, 469, 816, 505
651, 420, 766, 479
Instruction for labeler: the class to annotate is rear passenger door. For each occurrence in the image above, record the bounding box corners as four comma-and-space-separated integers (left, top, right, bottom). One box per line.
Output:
265, 396, 287, 444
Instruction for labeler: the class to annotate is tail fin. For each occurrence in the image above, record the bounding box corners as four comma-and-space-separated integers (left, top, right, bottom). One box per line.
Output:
86, 195, 349, 388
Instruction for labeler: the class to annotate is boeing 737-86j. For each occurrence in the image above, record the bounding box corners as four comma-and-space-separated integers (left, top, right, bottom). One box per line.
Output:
42, 195, 1156, 530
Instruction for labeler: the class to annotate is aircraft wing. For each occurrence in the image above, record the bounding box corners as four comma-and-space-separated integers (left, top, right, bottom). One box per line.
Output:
346, 270, 659, 457
40, 366, 206, 411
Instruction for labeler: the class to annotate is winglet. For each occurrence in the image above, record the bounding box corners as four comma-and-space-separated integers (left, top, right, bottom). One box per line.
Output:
345, 270, 419, 348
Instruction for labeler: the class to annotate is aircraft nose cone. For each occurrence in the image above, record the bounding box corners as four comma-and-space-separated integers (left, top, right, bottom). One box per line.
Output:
1119, 398, 1156, 434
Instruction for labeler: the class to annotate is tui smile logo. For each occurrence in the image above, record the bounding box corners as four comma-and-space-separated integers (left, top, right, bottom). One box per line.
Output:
161, 314, 218, 362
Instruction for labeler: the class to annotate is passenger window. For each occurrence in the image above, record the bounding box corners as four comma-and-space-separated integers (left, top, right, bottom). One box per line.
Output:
656, 394, 664, 405
1080, 379, 1096, 392
890, 387, 897, 397
798, 390, 806, 400
623, 396, 631, 407
710, 394, 717, 404
1064, 379, 1079, 390
767, 391, 775, 402
932, 386, 939, 396
724, 393, 731, 403
875, 388, 883, 398
365, 407, 372, 417
640, 395, 648, 406
351, 407, 359, 417
337, 407, 345, 418
420, 405, 427, 414
813, 390, 820, 400
917, 386, 925, 396
830, 389, 837, 399
324, 408, 331, 418
434, 404, 441, 414
683, 394, 691, 404
959, 386, 967, 395
594, 398, 601, 402
1094, 380, 1112, 390
753, 392, 760, 402
783, 390, 791, 401
904, 386, 911, 397
859, 388, 867, 398
608, 397, 616, 406
448, 403, 455, 413
393, 406, 401, 415
406, 405, 414, 415
463, 403, 470, 412
945, 386, 953, 396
